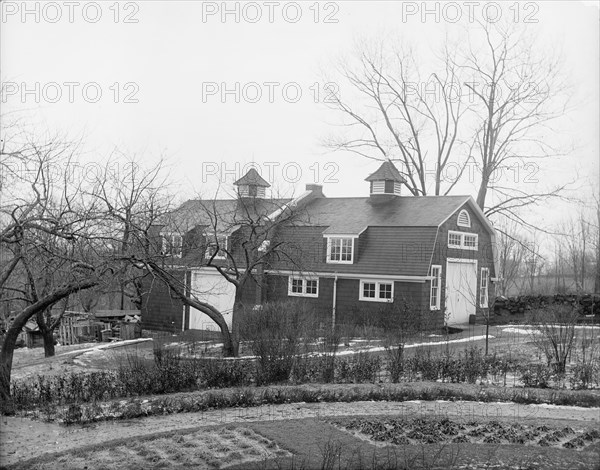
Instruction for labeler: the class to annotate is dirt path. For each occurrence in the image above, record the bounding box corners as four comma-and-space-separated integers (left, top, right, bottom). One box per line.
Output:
2, 400, 598, 466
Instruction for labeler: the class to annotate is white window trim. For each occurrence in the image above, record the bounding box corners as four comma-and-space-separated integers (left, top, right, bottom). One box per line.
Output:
326, 236, 355, 264
359, 280, 394, 303
480, 267, 489, 308
430, 265, 442, 310
204, 234, 228, 260
448, 231, 478, 251
457, 209, 471, 228
288, 276, 319, 298
160, 232, 182, 258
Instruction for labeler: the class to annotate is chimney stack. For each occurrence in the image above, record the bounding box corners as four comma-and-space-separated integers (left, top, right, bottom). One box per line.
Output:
305, 184, 324, 197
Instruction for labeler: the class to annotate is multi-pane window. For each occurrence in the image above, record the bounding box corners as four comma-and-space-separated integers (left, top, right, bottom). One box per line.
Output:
463, 234, 478, 249
306, 279, 318, 295
288, 276, 319, 297
448, 232, 462, 248
205, 235, 228, 260
379, 283, 392, 300
160, 233, 183, 258
291, 278, 303, 294
448, 231, 478, 250
480, 268, 489, 308
359, 280, 393, 302
430, 265, 441, 310
362, 282, 376, 299
327, 237, 354, 263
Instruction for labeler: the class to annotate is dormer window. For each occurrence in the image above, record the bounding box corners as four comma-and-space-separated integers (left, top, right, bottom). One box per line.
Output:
326, 236, 354, 263
160, 233, 182, 258
457, 210, 471, 227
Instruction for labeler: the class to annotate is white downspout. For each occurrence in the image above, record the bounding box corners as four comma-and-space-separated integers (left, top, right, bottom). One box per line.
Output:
332, 273, 338, 329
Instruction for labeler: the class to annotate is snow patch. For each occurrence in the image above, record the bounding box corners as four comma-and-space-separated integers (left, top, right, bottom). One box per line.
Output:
501, 328, 540, 335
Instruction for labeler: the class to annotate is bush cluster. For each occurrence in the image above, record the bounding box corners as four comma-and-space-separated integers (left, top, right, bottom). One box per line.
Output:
31, 383, 600, 426
5, 300, 599, 416
387, 345, 518, 385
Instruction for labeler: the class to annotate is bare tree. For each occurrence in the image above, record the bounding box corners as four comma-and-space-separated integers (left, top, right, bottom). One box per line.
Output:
135, 190, 311, 357
529, 304, 579, 374
522, 234, 545, 295
495, 219, 527, 296
325, 39, 468, 196
91, 153, 173, 310
457, 21, 571, 219
327, 22, 571, 224
0, 135, 114, 399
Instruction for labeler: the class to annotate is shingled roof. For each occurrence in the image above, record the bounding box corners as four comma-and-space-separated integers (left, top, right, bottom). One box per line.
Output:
233, 168, 270, 187
365, 161, 405, 182
299, 195, 474, 235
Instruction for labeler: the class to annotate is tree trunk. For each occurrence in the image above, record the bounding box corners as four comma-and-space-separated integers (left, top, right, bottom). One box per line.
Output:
476, 168, 491, 211
0, 280, 97, 402
229, 288, 246, 357
148, 264, 238, 358
0, 325, 20, 404
41, 328, 55, 357
36, 310, 57, 358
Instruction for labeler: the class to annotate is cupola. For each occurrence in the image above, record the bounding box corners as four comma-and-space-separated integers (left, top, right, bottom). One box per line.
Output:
365, 160, 404, 198
234, 168, 270, 198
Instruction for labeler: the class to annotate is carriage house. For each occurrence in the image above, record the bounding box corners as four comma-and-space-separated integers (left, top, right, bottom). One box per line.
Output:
142, 162, 497, 332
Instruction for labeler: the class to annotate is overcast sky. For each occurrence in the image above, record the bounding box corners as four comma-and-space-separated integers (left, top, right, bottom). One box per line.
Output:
1, 1, 598, 228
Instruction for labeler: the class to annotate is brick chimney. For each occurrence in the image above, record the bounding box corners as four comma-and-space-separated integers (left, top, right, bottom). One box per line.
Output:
305, 184, 324, 198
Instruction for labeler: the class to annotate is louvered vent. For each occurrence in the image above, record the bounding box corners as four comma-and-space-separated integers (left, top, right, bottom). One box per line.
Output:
457, 209, 471, 227
371, 181, 385, 194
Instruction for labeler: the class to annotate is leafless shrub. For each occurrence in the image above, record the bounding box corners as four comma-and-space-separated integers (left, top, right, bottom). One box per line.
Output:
529, 304, 579, 373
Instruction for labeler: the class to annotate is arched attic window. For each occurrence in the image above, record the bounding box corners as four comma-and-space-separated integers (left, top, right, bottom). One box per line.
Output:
457, 209, 471, 228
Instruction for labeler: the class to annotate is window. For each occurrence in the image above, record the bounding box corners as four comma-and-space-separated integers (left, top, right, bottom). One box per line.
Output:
359, 280, 394, 302
463, 234, 478, 249
448, 232, 462, 248
379, 283, 392, 300
362, 282, 376, 299
327, 237, 354, 263
430, 265, 442, 310
457, 209, 471, 227
205, 235, 228, 260
480, 268, 489, 307
288, 276, 319, 298
448, 231, 478, 251
306, 279, 318, 295
160, 233, 182, 258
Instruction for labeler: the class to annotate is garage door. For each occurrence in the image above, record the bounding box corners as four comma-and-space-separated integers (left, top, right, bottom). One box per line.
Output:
445, 259, 477, 325
189, 269, 235, 332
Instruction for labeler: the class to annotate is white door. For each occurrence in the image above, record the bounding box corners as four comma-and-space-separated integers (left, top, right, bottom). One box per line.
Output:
445, 260, 477, 325
189, 269, 235, 332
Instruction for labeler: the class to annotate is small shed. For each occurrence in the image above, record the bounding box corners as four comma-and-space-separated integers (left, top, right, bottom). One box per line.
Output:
93, 310, 142, 341
59, 311, 104, 345
24, 320, 44, 349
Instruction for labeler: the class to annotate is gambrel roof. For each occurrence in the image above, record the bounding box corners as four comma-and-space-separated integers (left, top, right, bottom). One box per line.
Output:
298, 195, 490, 235
160, 197, 291, 234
